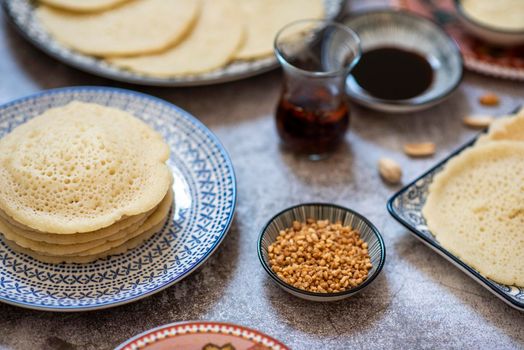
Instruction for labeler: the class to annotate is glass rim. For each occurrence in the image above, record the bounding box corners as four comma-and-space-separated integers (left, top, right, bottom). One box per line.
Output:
274, 19, 362, 78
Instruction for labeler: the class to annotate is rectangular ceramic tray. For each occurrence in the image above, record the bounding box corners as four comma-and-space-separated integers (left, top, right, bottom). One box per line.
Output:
387, 117, 524, 311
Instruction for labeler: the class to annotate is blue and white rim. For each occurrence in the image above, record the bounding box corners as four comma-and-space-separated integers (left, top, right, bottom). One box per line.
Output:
0, 86, 237, 311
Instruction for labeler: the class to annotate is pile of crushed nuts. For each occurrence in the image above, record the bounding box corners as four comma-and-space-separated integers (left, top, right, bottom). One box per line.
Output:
268, 219, 372, 293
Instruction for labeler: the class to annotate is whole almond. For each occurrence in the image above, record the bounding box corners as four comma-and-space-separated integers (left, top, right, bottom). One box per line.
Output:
463, 115, 494, 129
403, 142, 436, 157
479, 93, 500, 106
378, 158, 402, 184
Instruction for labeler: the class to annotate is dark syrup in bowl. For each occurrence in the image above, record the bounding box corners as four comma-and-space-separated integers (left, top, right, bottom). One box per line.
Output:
350, 47, 434, 100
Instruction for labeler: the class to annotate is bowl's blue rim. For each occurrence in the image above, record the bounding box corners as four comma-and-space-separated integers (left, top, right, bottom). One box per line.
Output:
386, 107, 524, 311
453, 0, 524, 35
0, 86, 238, 312
257, 202, 386, 298
342, 8, 464, 108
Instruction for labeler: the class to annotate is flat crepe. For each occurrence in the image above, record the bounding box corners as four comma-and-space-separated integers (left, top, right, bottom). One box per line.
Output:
423, 142, 524, 286
235, 0, 324, 60
38, 0, 131, 13
0, 189, 172, 255
0, 101, 171, 234
110, 0, 244, 76
36, 0, 200, 56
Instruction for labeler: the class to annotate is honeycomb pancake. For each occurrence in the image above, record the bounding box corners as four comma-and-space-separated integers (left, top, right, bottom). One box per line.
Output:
235, 0, 324, 60
0, 209, 149, 248
423, 142, 524, 286
0, 101, 171, 234
0, 189, 172, 256
111, 0, 244, 77
5, 213, 169, 264
0, 206, 152, 244
38, 0, 131, 13
36, 0, 200, 56
477, 107, 524, 144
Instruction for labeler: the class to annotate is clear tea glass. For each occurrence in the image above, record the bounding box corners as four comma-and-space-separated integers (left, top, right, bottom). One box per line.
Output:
274, 20, 361, 159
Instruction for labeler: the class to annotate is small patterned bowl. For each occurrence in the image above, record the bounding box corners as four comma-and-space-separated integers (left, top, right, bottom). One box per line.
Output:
454, 0, 524, 46
343, 9, 463, 113
258, 203, 385, 302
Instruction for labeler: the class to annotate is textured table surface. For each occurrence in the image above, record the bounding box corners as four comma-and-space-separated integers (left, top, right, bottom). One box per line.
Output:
0, 2, 523, 350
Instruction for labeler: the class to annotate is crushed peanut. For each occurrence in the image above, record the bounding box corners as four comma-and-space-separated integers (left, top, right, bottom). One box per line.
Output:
268, 219, 372, 293
478, 93, 500, 106
403, 142, 436, 157
463, 115, 494, 129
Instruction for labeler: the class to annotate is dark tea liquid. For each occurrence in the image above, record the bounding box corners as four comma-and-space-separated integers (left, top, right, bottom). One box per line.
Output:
351, 47, 433, 100
276, 91, 349, 156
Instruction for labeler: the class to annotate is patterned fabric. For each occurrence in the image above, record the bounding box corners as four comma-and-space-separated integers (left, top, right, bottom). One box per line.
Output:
0, 87, 236, 311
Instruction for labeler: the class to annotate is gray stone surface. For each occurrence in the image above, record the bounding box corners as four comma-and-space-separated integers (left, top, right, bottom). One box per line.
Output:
0, 2, 523, 350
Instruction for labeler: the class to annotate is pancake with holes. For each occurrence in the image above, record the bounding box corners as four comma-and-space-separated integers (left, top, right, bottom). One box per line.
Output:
477, 107, 524, 145
423, 141, 524, 286
0, 101, 173, 264
36, 0, 200, 56
110, 0, 245, 77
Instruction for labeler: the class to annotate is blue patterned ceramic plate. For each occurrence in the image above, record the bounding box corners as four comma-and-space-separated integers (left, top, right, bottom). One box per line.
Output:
258, 203, 385, 302
387, 126, 524, 311
2, 0, 345, 87
0, 87, 236, 311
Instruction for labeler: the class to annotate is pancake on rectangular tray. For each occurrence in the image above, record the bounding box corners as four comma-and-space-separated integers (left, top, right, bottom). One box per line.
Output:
476, 107, 524, 144
0, 101, 173, 264
423, 138, 524, 287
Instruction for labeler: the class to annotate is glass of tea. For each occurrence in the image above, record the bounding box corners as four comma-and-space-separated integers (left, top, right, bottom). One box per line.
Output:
274, 19, 361, 160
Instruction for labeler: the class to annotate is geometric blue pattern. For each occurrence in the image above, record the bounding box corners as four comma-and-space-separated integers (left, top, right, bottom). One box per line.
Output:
0, 87, 237, 311
387, 137, 524, 311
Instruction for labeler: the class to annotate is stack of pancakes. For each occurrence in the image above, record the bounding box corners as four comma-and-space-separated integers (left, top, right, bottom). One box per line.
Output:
35, 0, 325, 77
0, 101, 173, 264
423, 107, 524, 287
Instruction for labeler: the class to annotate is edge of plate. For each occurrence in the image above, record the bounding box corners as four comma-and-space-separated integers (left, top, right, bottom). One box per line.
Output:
386, 135, 524, 311
114, 321, 290, 350
0, 86, 238, 312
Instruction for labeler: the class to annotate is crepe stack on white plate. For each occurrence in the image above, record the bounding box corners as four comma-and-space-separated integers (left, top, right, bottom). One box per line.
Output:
35, 0, 325, 77
0, 101, 173, 264
423, 107, 524, 287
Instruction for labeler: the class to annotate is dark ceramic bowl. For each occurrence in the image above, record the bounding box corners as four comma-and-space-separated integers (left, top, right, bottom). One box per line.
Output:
258, 203, 385, 301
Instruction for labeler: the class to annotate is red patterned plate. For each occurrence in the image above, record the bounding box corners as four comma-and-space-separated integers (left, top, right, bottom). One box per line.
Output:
114, 322, 289, 350
395, 0, 524, 80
